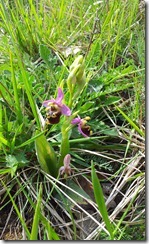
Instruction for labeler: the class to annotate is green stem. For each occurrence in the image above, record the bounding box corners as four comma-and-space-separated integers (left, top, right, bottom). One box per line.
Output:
58, 123, 70, 167
68, 92, 73, 108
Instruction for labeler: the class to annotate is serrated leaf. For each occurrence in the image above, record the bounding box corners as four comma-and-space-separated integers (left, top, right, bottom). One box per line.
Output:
5, 155, 17, 168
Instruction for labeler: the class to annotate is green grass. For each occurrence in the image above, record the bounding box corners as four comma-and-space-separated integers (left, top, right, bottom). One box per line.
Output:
0, 0, 145, 240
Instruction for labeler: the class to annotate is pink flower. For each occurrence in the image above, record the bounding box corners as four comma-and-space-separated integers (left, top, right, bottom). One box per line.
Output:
59, 154, 72, 176
43, 88, 71, 124
71, 116, 92, 137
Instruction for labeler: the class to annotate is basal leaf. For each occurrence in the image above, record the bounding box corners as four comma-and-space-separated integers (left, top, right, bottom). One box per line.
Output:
35, 130, 58, 177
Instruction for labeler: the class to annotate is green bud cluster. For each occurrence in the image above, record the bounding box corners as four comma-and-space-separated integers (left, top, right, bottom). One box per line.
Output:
67, 55, 86, 105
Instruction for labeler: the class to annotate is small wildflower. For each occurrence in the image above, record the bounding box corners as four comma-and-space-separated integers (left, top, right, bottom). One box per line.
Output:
43, 88, 71, 124
59, 154, 72, 176
71, 116, 92, 137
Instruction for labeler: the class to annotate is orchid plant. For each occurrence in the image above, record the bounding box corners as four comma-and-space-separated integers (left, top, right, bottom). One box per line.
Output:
35, 55, 92, 178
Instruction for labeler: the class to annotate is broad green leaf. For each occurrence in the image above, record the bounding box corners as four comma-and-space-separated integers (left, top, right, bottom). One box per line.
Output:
55, 178, 91, 209
35, 130, 58, 177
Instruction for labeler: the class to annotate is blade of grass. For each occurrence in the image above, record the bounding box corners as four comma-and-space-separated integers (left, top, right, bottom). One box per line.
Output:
1, 180, 31, 239
0, 169, 13, 174
15, 130, 45, 149
30, 183, 42, 240
91, 162, 114, 240
0, 136, 10, 147
115, 105, 145, 137
0, 1, 41, 129
15, 176, 60, 240
0, 102, 3, 149
10, 51, 22, 124
41, 215, 60, 240
113, 180, 144, 238
19, 67, 41, 129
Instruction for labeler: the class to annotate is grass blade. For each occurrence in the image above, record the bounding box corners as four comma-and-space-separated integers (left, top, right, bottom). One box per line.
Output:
30, 183, 42, 240
15, 130, 45, 149
91, 162, 114, 239
10, 52, 22, 124
40, 215, 60, 240
115, 105, 145, 137
1, 180, 31, 239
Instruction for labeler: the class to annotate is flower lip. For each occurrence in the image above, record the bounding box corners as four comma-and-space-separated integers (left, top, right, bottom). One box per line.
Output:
46, 111, 61, 124
78, 123, 91, 137
71, 116, 91, 137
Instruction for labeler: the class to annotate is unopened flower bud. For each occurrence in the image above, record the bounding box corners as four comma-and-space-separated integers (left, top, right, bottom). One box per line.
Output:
70, 55, 84, 71
59, 154, 72, 176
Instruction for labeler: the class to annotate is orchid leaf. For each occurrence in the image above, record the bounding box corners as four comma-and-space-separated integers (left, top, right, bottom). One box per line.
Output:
55, 178, 91, 210
35, 130, 58, 177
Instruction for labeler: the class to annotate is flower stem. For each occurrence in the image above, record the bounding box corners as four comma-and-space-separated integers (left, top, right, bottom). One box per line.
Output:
58, 123, 70, 167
